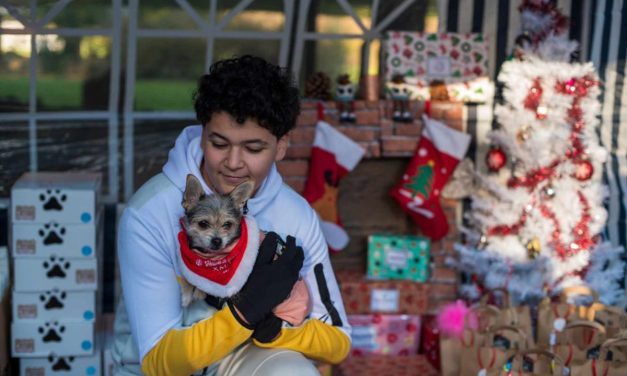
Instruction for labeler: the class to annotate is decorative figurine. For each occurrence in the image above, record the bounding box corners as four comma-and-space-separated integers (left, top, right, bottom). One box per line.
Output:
387, 74, 413, 123
335, 74, 356, 123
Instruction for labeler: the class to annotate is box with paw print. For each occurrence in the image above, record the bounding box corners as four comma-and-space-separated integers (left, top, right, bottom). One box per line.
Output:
13, 290, 96, 323
11, 172, 101, 225
11, 220, 98, 258
11, 320, 95, 357
20, 351, 101, 376
14, 257, 98, 292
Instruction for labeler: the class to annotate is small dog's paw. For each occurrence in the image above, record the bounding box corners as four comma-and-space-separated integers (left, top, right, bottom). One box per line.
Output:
181, 291, 193, 307
192, 288, 207, 302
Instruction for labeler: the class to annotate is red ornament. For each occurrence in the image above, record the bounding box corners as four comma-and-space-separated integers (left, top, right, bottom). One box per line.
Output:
486, 147, 507, 172
573, 160, 594, 181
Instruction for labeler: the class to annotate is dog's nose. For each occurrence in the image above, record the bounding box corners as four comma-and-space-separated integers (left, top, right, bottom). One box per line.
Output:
210, 238, 222, 249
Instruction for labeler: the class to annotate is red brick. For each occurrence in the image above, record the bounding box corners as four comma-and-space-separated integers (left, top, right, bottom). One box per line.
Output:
394, 122, 423, 137
431, 267, 458, 283
289, 127, 315, 144
429, 282, 458, 297
446, 120, 464, 132
296, 110, 318, 127
355, 109, 380, 125
432, 254, 449, 266
381, 136, 419, 156
286, 145, 312, 159
365, 100, 380, 109
337, 126, 379, 142
300, 101, 318, 110
353, 100, 366, 110
276, 160, 309, 178
444, 103, 463, 122
380, 118, 394, 136
358, 141, 381, 158
284, 177, 306, 193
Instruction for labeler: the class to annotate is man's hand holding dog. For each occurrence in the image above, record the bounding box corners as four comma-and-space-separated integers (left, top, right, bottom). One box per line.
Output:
229, 233, 304, 327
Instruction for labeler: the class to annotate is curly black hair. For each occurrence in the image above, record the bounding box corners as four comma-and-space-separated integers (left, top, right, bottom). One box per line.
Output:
193, 55, 300, 139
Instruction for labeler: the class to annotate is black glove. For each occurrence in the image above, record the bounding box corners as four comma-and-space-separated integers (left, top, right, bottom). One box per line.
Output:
252, 313, 283, 343
230, 232, 304, 327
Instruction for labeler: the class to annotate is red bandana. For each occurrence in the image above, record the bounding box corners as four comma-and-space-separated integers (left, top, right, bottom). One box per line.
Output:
178, 218, 248, 286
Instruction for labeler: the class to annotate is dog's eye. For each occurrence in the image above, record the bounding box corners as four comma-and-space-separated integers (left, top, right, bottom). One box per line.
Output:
222, 221, 232, 230
198, 220, 210, 229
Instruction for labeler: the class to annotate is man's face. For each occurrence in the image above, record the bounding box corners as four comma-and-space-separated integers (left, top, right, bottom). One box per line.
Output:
200, 111, 288, 195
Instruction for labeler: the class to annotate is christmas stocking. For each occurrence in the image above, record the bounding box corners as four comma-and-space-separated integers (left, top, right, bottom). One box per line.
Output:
390, 115, 471, 240
303, 121, 365, 251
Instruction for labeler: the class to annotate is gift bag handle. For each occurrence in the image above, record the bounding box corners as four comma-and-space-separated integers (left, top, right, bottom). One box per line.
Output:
505, 349, 565, 376
559, 286, 599, 303
486, 324, 530, 349
480, 288, 513, 309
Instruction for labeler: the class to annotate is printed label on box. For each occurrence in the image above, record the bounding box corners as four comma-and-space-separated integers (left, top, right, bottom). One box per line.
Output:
15, 338, 34, 353
427, 56, 451, 77
351, 326, 379, 350
370, 289, 400, 312
17, 304, 37, 319
25, 367, 44, 376
16, 205, 35, 221
384, 248, 409, 269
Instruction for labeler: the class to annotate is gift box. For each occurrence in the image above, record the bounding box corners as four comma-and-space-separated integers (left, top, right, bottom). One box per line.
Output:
337, 271, 429, 314
348, 314, 421, 356
337, 354, 439, 376
418, 315, 441, 371
367, 234, 430, 281
383, 31, 491, 102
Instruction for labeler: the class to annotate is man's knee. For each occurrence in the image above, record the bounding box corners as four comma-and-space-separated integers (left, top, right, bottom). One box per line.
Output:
251, 350, 320, 376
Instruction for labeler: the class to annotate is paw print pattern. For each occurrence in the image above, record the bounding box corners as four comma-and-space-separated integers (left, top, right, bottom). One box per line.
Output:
38, 321, 65, 343
39, 189, 67, 211
48, 355, 74, 371
39, 290, 66, 310
38, 222, 65, 246
43, 256, 71, 278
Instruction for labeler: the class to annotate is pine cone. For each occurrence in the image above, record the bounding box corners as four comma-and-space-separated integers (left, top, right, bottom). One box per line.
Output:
304, 72, 332, 100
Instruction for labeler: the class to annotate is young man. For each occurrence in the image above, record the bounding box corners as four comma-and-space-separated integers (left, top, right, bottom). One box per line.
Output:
113, 55, 351, 375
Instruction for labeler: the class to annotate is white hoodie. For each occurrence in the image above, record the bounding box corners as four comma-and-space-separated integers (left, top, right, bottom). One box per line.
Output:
115, 125, 351, 365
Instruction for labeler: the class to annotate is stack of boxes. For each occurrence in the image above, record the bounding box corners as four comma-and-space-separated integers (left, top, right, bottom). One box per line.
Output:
336, 234, 439, 374
10, 172, 102, 375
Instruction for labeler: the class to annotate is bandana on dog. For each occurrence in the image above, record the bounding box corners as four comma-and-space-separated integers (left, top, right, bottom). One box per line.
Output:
177, 215, 260, 298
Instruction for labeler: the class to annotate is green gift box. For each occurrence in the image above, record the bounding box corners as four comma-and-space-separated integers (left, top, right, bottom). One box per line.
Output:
367, 234, 430, 282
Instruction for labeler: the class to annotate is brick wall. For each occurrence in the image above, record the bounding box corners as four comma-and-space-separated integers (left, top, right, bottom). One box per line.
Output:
279, 99, 465, 312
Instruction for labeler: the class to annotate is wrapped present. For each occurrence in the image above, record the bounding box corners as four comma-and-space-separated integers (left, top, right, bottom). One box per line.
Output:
367, 234, 430, 282
337, 271, 429, 314
348, 314, 421, 356
383, 31, 491, 102
337, 354, 439, 376
418, 315, 441, 371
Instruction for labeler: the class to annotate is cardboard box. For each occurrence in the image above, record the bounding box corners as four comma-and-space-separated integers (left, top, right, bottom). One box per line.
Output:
12, 222, 97, 258
13, 290, 96, 323
348, 314, 421, 356
0, 248, 9, 375
12, 321, 95, 357
11, 172, 100, 225
14, 257, 98, 292
367, 234, 430, 281
337, 355, 439, 376
20, 351, 101, 375
337, 271, 429, 314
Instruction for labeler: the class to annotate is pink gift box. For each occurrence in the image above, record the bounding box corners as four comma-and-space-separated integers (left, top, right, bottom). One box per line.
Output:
348, 314, 421, 356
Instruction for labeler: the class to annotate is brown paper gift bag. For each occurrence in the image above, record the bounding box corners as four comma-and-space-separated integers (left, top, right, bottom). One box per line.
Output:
490, 349, 566, 376
460, 325, 531, 376
440, 304, 501, 376
537, 286, 600, 346
552, 320, 607, 367
570, 337, 627, 376
480, 288, 533, 342
594, 306, 627, 338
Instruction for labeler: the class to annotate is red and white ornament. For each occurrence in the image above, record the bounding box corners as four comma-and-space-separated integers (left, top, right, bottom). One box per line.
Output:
573, 159, 594, 181
485, 147, 507, 172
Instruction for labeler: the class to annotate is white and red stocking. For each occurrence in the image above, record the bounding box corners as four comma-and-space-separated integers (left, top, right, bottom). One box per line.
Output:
390, 115, 470, 240
303, 121, 365, 251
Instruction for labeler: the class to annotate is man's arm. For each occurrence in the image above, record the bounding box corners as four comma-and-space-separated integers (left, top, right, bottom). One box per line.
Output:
118, 207, 252, 376
252, 208, 352, 364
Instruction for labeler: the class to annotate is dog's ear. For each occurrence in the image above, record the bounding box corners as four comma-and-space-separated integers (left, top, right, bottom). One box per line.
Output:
182, 174, 204, 212
229, 180, 255, 210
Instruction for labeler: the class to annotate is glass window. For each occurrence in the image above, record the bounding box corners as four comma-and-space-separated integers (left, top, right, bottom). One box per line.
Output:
0, 121, 29, 197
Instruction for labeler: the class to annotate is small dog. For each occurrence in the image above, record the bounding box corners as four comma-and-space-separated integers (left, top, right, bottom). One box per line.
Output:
178, 174, 258, 307
178, 174, 312, 326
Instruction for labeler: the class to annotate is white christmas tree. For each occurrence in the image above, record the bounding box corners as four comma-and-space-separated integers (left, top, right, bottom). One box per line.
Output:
449, 0, 625, 304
